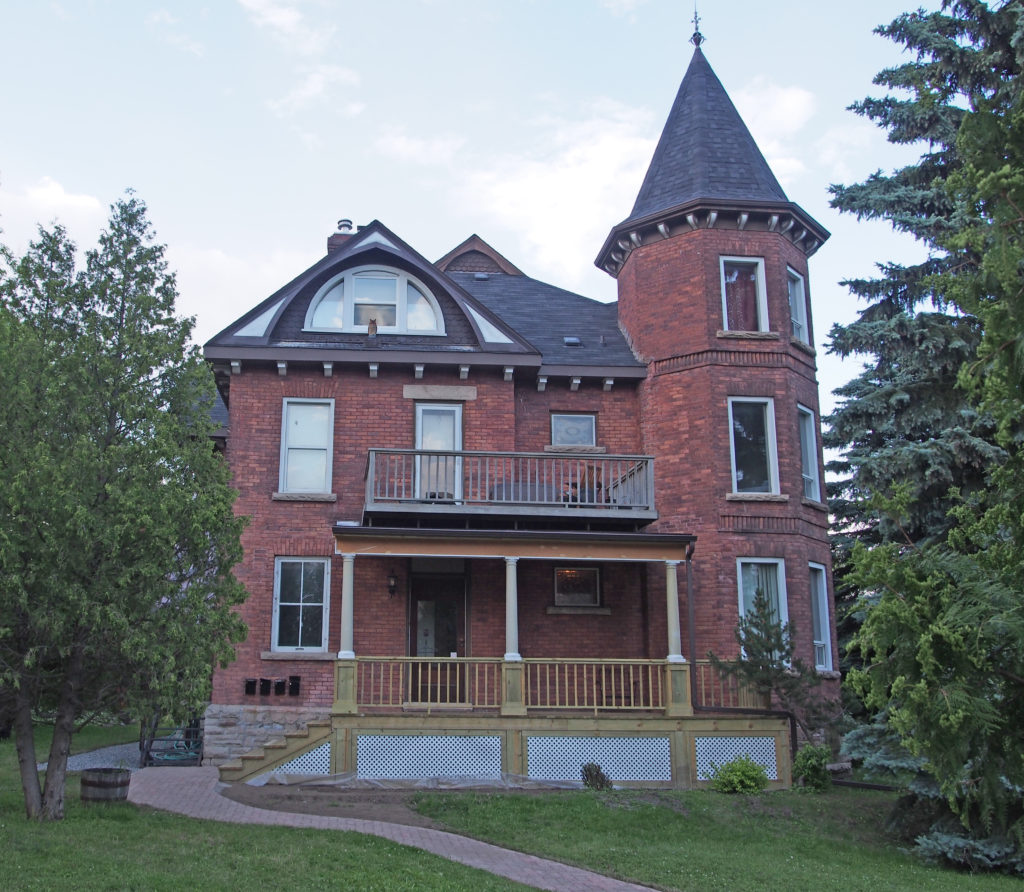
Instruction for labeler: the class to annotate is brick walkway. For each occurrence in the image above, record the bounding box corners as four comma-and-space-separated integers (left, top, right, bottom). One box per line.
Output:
128, 767, 656, 892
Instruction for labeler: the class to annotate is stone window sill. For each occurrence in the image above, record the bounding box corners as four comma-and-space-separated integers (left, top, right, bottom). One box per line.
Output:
725, 493, 789, 502
816, 669, 841, 681
716, 330, 780, 340
272, 492, 337, 502
544, 445, 607, 454
792, 339, 816, 357
801, 497, 828, 511
261, 651, 336, 661
546, 606, 611, 615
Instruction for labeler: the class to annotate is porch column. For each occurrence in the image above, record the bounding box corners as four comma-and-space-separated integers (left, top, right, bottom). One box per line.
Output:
338, 553, 356, 659
665, 559, 685, 662
504, 556, 521, 661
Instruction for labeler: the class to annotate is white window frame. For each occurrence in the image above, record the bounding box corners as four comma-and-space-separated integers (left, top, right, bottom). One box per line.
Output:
271, 557, 331, 653
554, 567, 601, 607
787, 267, 810, 345
303, 265, 445, 335
797, 404, 821, 502
737, 557, 789, 631
727, 397, 780, 494
720, 256, 768, 332
415, 402, 463, 500
809, 562, 832, 671
550, 413, 597, 447
279, 398, 334, 494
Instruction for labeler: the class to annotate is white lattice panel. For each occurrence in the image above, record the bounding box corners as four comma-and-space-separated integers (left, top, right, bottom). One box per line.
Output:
356, 734, 502, 780
526, 736, 671, 782
277, 742, 331, 775
694, 736, 778, 780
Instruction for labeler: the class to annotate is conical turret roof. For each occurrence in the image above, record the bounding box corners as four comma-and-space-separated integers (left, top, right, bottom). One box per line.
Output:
628, 47, 787, 223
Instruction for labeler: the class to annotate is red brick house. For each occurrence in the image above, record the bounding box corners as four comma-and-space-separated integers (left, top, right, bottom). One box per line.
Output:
203, 38, 835, 787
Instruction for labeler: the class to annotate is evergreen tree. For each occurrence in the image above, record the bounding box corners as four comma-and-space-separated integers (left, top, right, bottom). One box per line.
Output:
829, 1, 1024, 869
0, 195, 247, 821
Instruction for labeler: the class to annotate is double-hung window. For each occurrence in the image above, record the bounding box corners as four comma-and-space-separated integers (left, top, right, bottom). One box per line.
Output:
721, 257, 768, 332
272, 557, 330, 652
809, 563, 832, 671
737, 557, 789, 627
797, 404, 821, 501
787, 268, 809, 345
728, 397, 779, 494
280, 399, 334, 494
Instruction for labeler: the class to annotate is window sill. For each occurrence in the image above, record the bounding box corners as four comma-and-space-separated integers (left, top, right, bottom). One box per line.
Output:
791, 339, 816, 356
716, 330, 780, 340
801, 496, 828, 511
544, 445, 607, 454
726, 493, 789, 502
816, 669, 840, 680
261, 651, 336, 661
272, 492, 337, 502
547, 606, 611, 615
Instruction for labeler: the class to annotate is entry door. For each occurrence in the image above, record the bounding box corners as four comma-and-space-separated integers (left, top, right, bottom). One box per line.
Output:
415, 403, 462, 499
410, 575, 467, 704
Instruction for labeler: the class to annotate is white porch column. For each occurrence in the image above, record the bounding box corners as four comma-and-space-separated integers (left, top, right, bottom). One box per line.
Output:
338, 553, 356, 659
504, 556, 522, 661
665, 559, 685, 663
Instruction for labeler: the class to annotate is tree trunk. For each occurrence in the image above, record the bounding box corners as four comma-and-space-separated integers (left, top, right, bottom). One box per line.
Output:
13, 682, 43, 819
39, 644, 86, 821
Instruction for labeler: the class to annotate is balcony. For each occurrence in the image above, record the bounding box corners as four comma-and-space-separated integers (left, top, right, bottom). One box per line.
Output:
364, 448, 656, 526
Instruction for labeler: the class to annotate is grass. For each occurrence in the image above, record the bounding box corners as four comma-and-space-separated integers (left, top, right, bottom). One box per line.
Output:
413, 787, 1021, 891
0, 724, 529, 892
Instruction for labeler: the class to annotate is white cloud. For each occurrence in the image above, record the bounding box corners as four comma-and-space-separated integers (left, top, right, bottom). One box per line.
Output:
147, 8, 204, 57
0, 177, 106, 254
375, 129, 466, 166
268, 63, 362, 116
733, 77, 816, 188
237, 0, 335, 57
459, 99, 654, 295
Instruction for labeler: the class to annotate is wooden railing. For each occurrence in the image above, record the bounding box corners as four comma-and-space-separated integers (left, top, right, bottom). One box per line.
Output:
356, 657, 502, 710
691, 660, 770, 710
523, 659, 664, 711
365, 449, 655, 516
353, 657, 768, 712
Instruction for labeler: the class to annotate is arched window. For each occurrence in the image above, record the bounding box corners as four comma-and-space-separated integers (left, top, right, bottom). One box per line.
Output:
304, 266, 445, 334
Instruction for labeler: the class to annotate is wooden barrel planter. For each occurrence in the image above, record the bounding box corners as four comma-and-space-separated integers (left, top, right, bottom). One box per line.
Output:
80, 768, 131, 803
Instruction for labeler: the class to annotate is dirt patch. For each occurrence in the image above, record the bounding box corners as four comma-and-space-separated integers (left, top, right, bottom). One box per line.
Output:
221, 783, 446, 828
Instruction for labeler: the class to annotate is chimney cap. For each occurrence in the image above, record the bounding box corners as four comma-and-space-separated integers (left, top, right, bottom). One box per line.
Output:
336, 218, 354, 233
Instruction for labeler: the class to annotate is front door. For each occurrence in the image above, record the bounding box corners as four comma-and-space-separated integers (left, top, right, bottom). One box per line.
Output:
415, 403, 463, 500
410, 575, 466, 704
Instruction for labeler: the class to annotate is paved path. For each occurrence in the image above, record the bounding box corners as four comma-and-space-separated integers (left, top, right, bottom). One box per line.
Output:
128, 767, 656, 892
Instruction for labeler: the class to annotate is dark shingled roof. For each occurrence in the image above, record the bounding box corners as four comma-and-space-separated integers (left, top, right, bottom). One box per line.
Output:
627, 47, 787, 224
449, 271, 641, 369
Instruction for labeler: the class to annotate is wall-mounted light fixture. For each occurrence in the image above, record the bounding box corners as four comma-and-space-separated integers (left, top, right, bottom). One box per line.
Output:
387, 570, 398, 598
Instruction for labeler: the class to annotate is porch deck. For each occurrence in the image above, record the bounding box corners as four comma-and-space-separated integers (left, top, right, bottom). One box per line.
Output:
363, 449, 656, 525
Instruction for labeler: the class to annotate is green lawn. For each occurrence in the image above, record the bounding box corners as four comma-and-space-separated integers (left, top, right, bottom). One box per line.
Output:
413, 787, 1021, 891
0, 724, 528, 892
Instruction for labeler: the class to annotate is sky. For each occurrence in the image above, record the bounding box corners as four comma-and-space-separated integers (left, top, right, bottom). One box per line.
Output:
0, 1, 933, 415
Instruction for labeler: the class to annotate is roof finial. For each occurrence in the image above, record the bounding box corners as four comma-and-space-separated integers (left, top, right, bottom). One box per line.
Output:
690, 4, 704, 47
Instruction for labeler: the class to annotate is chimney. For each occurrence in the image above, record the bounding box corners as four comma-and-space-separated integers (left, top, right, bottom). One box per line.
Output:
327, 218, 354, 253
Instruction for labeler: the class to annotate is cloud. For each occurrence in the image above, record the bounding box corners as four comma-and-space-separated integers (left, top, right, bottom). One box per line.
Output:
375, 129, 466, 166
147, 8, 204, 57
733, 77, 816, 188
0, 177, 106, 253
237, 0, 335, 57
268, 63, 362, 116
459, 99, 655, 296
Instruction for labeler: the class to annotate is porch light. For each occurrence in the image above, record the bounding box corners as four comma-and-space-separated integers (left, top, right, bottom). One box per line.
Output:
386, 570, 398, 598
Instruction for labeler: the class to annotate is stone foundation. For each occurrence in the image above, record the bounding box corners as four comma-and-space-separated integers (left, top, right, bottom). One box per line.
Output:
202, 704, 331, 765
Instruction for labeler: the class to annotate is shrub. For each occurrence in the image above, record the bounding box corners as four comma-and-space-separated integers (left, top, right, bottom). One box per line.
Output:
792, 744, 832, 791
581, 762, 612, 790
709, 755, 768, 794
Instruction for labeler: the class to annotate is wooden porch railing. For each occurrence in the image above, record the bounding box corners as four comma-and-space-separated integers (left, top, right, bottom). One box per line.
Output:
364, 448, 655, 515
356, 657, 502, 710
523, 659, 665, 711
691, 660, 770, 709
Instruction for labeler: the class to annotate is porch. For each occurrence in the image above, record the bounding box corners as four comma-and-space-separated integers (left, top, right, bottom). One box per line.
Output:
363, 448, 656, 526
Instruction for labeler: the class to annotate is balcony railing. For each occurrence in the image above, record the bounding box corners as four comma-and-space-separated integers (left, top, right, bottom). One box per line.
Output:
353, 657, 767, 713
365, 449, 656, 520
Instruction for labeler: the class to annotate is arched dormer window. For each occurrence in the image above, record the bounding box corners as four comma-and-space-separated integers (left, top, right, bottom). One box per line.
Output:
304, 266, 445, 335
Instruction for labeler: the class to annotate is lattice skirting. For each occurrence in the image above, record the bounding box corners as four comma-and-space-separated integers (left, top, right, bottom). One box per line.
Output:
356, 734, 503, 780
694, 735, 778, 780
526, 735, 672, 781
277, 742, 332, 775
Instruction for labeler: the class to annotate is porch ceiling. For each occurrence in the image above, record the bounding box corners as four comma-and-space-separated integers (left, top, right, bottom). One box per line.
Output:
332, 524, 696, 562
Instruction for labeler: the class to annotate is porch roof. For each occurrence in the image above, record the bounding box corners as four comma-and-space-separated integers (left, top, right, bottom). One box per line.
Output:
332, 524, 696, 562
